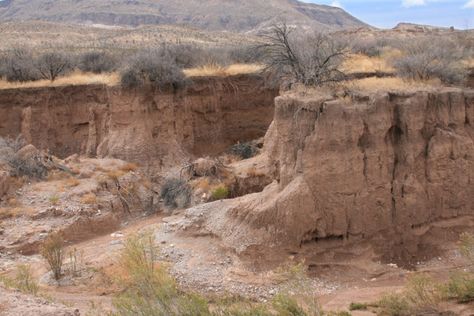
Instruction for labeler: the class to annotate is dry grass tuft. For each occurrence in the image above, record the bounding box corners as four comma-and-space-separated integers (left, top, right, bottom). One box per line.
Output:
341, 54, 394, 74
64, 177, 80, 188
80, 193, 97, 205
120, 163, 138, 173
345, 77, 439, 93
0, 71, 119, 90
184, 63, 263, 77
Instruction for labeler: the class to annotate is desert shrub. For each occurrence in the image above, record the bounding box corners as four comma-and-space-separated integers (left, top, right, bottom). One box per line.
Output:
160, 178, 192, 209
442, 272, 474, 303
211, 186, 230, 201
350, 38, 384, 57
8, 153, 48, 179
120, 49, 187, 90
14, 264, 39, 295
78, 51, 116, 74
113, 232, 211, 316
258, 22, 347, 86
349, 302, 368, 311
392, 36, 468, 84
377, 294, 411, 316
40, 233, 64, 281
230, 142, 257, 160
35, 52, 72, 81
0, 48, 40, 82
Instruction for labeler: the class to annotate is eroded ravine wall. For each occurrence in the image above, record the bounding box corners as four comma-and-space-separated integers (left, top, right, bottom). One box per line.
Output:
0, 75, 278, 167
186, 88, 474, 266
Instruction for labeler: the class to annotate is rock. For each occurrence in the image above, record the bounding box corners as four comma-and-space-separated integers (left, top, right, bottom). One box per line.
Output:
15, 144, 39, 161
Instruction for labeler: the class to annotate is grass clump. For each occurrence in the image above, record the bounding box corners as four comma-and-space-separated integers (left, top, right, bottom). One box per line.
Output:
211, 186, 230, 201
442, 272, 474, 303
0, 264, 39, 296
160, 178, 192, 209
49, 195, 60, 206
348, 302, 368, 311
40, 233, 64, 281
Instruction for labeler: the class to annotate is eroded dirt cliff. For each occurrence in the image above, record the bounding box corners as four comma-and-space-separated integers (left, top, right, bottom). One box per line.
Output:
183, 87, 474, 267
0, 75, 277, 169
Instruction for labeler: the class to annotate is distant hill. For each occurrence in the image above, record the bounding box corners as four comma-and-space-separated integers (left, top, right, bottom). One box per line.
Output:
0, 0, 368, 32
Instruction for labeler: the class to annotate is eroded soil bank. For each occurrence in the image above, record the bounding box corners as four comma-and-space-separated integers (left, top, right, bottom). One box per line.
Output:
0, 75, 278, 169
182, 87, 474, 269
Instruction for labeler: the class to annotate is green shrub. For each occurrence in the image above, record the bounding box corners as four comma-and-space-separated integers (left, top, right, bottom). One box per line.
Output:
349, 302, 367, 311
442, 272, 474, 303
211, 186, 230, 201
377, 294, 411, 316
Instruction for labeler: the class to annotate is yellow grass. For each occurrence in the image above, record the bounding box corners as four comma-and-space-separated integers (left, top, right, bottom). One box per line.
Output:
0, 71, 120, 90
341, 54, 394, 74
345, 77, 440, 93
80, 193, 97, 205
184, 63, 263, 77
120, 163, 138, 173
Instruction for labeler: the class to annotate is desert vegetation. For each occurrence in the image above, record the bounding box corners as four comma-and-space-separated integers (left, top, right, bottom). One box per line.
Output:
110, 232, 350, 316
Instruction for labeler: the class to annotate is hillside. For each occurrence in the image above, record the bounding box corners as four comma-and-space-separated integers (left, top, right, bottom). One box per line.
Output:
0, 0, 368, 32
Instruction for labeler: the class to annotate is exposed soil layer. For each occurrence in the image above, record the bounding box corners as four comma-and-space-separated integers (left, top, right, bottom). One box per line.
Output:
0, 75, 277, 169
182, 87, 474, 269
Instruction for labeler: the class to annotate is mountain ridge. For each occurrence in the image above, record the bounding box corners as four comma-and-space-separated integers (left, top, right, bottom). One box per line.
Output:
0, 0, 369, 32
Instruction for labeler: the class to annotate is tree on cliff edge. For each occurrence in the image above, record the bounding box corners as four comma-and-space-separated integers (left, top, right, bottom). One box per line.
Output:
259, 22, 347, 87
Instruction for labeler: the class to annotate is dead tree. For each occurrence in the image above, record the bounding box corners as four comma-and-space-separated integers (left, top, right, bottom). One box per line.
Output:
259, 22, 347, 86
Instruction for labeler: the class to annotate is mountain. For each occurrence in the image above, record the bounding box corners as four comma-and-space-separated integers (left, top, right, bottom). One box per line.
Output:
0, 0, 368, 32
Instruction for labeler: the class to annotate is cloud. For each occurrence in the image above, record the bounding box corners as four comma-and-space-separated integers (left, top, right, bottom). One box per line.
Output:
402, 0, 426, 7
331, 0, 343, 8
464, 0, 474, 8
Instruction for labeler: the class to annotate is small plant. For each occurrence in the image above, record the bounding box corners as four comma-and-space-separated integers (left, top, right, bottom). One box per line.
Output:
40, 233, 64, 281
68, 247, 83, 277
49, 195, 60, 205
349, 302, 368, 311
211, 186, 230, 201
14, 264, 39, 295
160, 178, 192, 209
377, 293, 411, 316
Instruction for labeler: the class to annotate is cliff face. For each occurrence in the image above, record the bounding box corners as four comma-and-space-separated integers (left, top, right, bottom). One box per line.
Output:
0, 75, 277, 169
186, 88, 474, 265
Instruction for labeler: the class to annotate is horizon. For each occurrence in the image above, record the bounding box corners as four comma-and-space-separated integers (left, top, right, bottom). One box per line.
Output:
308, 0, 474, 29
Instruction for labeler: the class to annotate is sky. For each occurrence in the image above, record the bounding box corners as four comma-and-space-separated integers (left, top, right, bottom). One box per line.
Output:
306, 0, 474, 29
